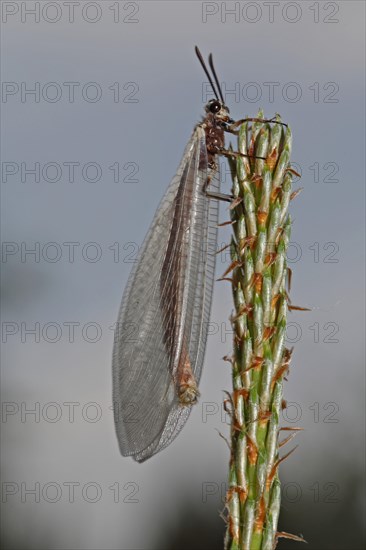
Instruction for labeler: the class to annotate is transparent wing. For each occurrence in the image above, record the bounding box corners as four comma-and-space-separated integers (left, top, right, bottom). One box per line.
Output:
112, 126, 219, 461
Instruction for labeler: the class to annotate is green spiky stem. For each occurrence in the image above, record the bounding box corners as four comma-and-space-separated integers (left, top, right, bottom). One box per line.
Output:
224, 111, 295, 550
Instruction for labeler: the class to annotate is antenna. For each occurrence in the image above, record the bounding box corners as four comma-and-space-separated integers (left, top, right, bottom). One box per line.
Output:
195, 46, 219, 101
208, 53, 225, 104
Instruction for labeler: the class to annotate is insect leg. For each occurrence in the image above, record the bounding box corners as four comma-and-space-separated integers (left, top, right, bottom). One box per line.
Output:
205, 190, 233, 202
203, 162, 233, 202
213, 146, 266, 161
227, 116, 288, 133
203, 146, 265, 201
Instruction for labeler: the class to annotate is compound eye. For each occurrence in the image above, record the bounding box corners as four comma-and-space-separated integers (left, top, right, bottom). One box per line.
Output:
209, 100, 221, 114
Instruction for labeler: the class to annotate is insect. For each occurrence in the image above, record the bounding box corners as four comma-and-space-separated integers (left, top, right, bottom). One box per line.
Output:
112, 47, 272, 462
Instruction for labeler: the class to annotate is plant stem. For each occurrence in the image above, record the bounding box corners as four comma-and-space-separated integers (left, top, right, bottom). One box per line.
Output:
224, 111, 296, 550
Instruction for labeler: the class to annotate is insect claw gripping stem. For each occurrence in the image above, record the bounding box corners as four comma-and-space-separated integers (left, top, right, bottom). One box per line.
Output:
223, 117, 288, 138
229, 117, 288, 132
224, 110, 305, 549
215, 145, 267, 162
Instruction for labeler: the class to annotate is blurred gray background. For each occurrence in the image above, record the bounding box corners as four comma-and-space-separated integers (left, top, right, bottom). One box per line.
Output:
1, 1, 365, 549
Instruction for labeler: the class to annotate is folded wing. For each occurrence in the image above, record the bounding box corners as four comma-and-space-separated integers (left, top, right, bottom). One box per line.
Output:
112, 126, 220, 461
